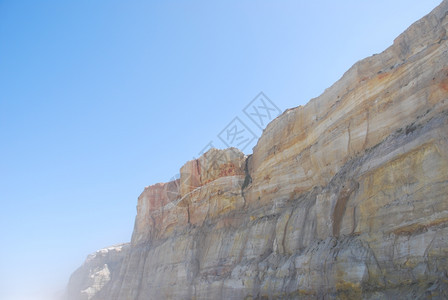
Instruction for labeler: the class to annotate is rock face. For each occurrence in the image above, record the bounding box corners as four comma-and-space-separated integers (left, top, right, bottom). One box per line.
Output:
66, 244, 129, 300
66, 2, 448, 299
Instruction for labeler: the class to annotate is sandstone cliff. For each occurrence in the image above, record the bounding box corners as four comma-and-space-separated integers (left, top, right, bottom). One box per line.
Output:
66, 1, 448, 299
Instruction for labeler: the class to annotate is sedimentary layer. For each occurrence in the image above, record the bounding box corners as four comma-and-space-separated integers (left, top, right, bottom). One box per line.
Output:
66, 1, 448, 299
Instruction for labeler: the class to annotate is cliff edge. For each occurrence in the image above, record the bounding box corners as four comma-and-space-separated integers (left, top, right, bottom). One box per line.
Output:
66, 1, 448, 299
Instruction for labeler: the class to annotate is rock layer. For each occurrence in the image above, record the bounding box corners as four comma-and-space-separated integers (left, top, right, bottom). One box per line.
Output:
67, 2, 448, 299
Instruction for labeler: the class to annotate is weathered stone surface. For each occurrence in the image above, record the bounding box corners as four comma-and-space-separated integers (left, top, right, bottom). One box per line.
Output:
66, 244, 129, 300
131, 180, 186, 244
180, 147, 246, 195
66, 1, 448, 299
131, 147, 246, 246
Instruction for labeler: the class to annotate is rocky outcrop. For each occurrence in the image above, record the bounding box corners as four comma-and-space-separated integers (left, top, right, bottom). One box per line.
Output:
66, 244, 129, 300
66, 1, 448, 299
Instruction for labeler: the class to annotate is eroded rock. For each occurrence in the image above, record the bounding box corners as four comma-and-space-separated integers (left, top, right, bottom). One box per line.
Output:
66, 1, 448, 299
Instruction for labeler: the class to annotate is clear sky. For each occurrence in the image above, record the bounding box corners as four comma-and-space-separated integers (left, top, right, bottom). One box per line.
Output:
0, 1, 442, 299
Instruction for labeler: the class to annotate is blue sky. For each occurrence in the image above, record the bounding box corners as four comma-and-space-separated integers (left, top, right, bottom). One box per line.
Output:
0, 1, 442, 299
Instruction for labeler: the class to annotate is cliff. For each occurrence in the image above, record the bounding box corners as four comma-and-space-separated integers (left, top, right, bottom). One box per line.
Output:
66, 1, 448, 299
